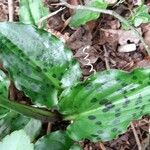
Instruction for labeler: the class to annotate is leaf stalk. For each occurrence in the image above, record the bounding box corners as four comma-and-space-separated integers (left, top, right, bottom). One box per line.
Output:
0, 96, 60, 122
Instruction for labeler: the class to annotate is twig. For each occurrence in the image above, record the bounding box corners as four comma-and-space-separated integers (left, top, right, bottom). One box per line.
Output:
103, 45, 110, 70
99, 142, 106, 150
148, 119, 150, 148
59, 0, 150, 55
46, 122, 52, 134
131, 122, 142, 150
38, 7, 65, 28
8, 0, 14, 22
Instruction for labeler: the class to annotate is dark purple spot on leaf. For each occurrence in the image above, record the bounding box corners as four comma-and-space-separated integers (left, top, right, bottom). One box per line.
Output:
90, 98, 97, 103
115, 112, 121, 117
111, 128, 118, 132
96, 137, 101, 140
91, 134, 98, 137
88, 115, 96, 120
135, 95, 142, 105
121, 82, 128, 87
131, 88, 136, 92
123, 90, 128, 94
95, 121, 102, 125
124, 99, 130, 104
102, 107, 109, 112
43, 68, 48, 72
115, 108, 121, 112
36, 66, 42, 72
52, 74, 57, 78
116, 77, 121, 81
132, 76, 137, 80
97, 130, 103, 134
105, 102, 115, 109
99, 99, 109, 105
138, 81, 143, 84
135, 106, 140, 109
147, 81, 150, 85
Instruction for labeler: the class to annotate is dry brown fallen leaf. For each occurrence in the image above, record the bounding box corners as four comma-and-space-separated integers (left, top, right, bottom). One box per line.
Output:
101, 28, 142, 52
101, 28, 142, 45
130, 56, 150, 70
144, 25, 150, 48
74, 46, 99, 65
66, 26, 92, 50
0, 2, 8, 21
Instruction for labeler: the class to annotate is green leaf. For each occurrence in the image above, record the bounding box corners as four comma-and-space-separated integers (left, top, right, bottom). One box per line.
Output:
0, 111, 41, 141
69, 0, 107, 27
24, 119, 42, 141
0, 22, 81, 107
0, 70, 9, 118
132, 5, 150, 27
35, 131, 74, 150
19, 0, 49, 26
59, 69, 150, 142
0, 71, 9, 98
0, 130, 33, 150
122, 5, 150, 29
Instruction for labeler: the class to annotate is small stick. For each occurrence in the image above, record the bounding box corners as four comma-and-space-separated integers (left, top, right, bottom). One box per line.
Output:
38, 7, 65, 28
103, 45, 110, 70
59, 0, 150, 55
46, 122, 52, 134
8, 0, 14, 22
148, 119, 150, 148
99, 142, 106, 150
131, 122, 142, 150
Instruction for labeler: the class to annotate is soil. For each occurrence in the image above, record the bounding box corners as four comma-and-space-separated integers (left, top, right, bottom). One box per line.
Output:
0, 0, 150, 149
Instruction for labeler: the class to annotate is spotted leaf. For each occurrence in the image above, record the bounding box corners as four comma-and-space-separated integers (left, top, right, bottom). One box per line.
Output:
0, 22, 81, 107
59, 69, 150, 142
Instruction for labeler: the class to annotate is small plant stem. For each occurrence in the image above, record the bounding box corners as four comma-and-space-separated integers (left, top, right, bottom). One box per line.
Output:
38, 7, 65, 28
103, 45, 110, 70
0, 96, 59, 122
8, 0, 14, 22
59, 0, 150, 55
